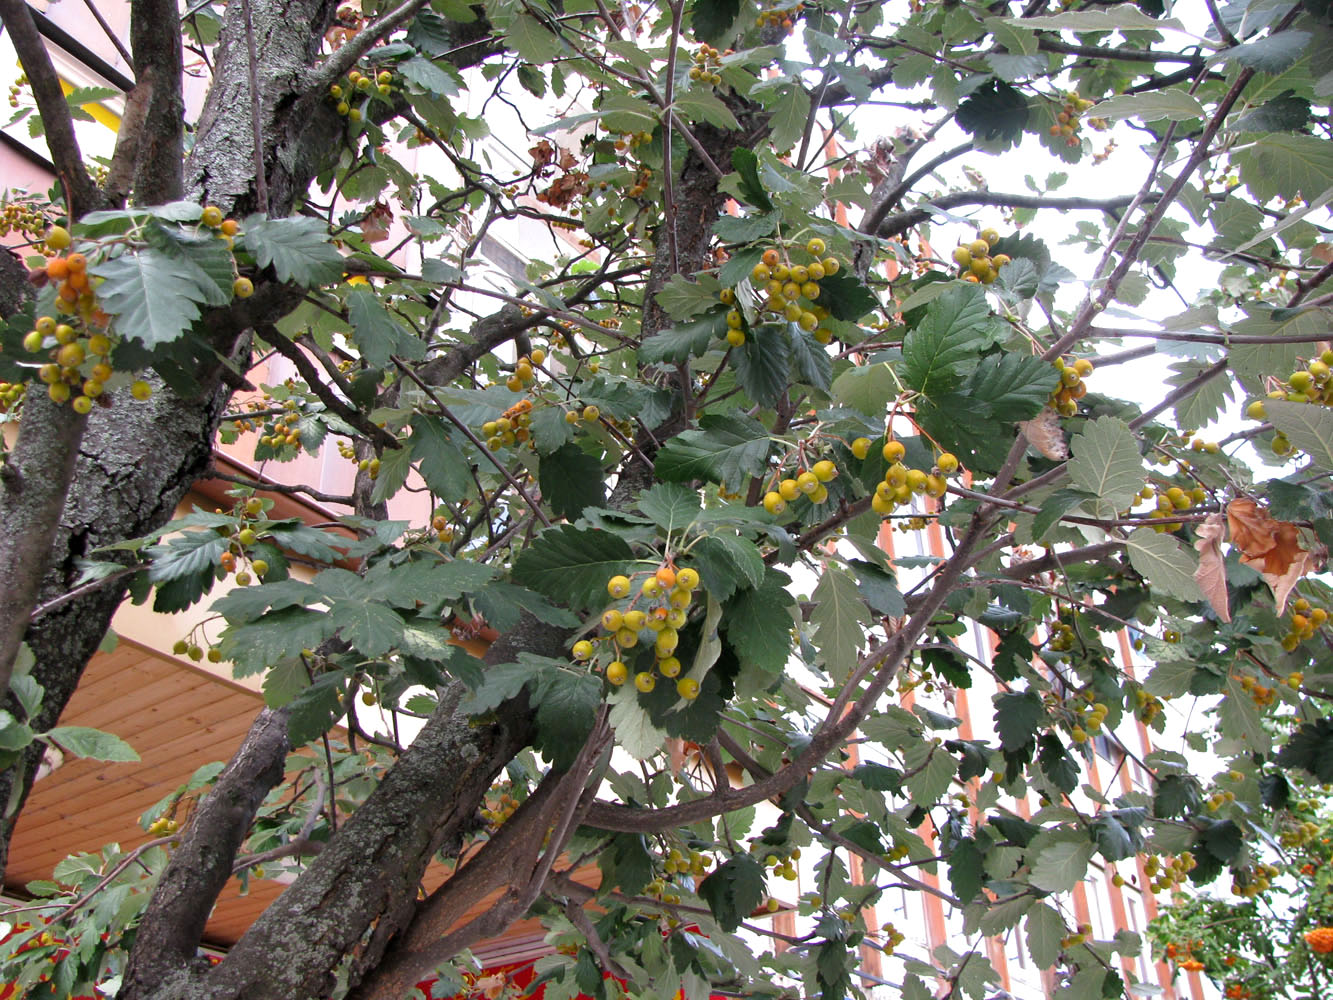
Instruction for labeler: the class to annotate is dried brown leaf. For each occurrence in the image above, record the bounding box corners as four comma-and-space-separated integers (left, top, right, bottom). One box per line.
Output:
1193, 513, 1230, 622
1226, 498, 1326, 615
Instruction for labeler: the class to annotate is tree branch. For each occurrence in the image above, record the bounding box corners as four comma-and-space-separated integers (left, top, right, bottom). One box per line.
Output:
119, 706, 292, 999
0, 0, 100, 216
128, 0, 186, 203
874, 190, 1157, 239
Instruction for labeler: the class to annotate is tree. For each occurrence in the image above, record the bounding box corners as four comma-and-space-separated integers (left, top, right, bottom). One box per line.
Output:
0, 0, 1331, 997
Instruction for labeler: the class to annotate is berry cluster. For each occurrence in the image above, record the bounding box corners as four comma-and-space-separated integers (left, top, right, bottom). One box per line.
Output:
760, 848, 799, 881
215, 496, 273, 586
481, 398, 534, 450
430, 514, 455, 544
1059, 922, 1095, 949
1230, 861, 1279, 898
688, 45, 725, 86
1047, 92, 1096, 147
257, 397, 307, 450
1144, 852, 1196, 894
754, 1, 803, 33
1281, 596, 1327, 651
6, 72, 27, 109
22, 312, 148, 411
1245, 350, 1333, 457
146, 815, 180, 836
1048, 356, 1094, 417
328, 68, 395, 123
664, 845, 716, 878
950, 229, 1010, 285
479, 785, 521, 829
762, 458, 838, 514
0, 195, 48, 243
741, 237, 843, 344
1235, 674, 1278, 709
574, 565, 703, 699
880, 922, 906, 949
868, 439, 952, 516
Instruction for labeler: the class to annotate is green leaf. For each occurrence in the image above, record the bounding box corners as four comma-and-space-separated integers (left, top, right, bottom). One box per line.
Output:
539, 443, 606, 521
1037, 733, 1079, 795
766, 85, 811, 154
409, 414, 470, 501
1091, 91, 1204, 122
1276, 717, 1333, 781
1067, 416, 1143, 517
731, 149, 773, 211
639, 311, 728, 364
1221, 31, 1311, 73
221, 607, 336, 676
901, 285, 992, 396
733, 322, 790, 407
1124, 528, 1203, 603
1025, 902, 1066, 967
507, 12, 562, 62
397, 56, 460, 95
698, 854, 766, 932
533, 670, 602, 770
262, 658, 309, 708
966, 352, 1060, 420
596, 92, 659, 133
786, 325, 832, 391
286, 675, 344, 746
949, 837, 986, 903
1219, 673, 1270, 753
1154, 774, 1202, 818
712, 211, 780, 242
369, 441, 413, 504
91, 248, 208, 348
636, 483, 701, 530
512, 525, 637, 609
832, 362, 898, 415
0, 710, 34, 751
655, 413, 774, 489
675, 90, 741, 130
327, 599, 405, 656
1234, 133, 1333, 202
903, 740, 956, 807
1231, 92, 1312, 133
722, 570, 796, 675
463, 656, 554, 714
1267, 400, 1333, 471
239, 215, 344, 286
1169, 360, 1234, 430
655, 274, 723, 321
691, 0, 741, 44
473, 582, 580, 631
816, 270, 878, 322
46, 726, 138, 762
146, 529, 228, 584
993, 690, 1043, 751
955, 80, 1028, 142
1004, 6, 1185, 31
346, 288, 425, 366
848, 560, 904, 616
1032, 488, 1094, 541
809, 566, 871, 679
1028, 839, 1093, 893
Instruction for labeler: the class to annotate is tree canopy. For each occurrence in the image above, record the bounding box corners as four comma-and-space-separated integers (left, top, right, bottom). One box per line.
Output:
0, 0, 1332, 998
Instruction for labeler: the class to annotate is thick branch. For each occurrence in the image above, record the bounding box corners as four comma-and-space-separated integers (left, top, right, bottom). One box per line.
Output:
0, 395, 87, 710
128, 0, 185, 203
0, 0, 100, 215
119, 706, 292, 999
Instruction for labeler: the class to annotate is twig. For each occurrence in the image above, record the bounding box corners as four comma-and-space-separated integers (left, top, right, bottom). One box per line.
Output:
391, 358, 553, 528
29, 565, 139, 622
